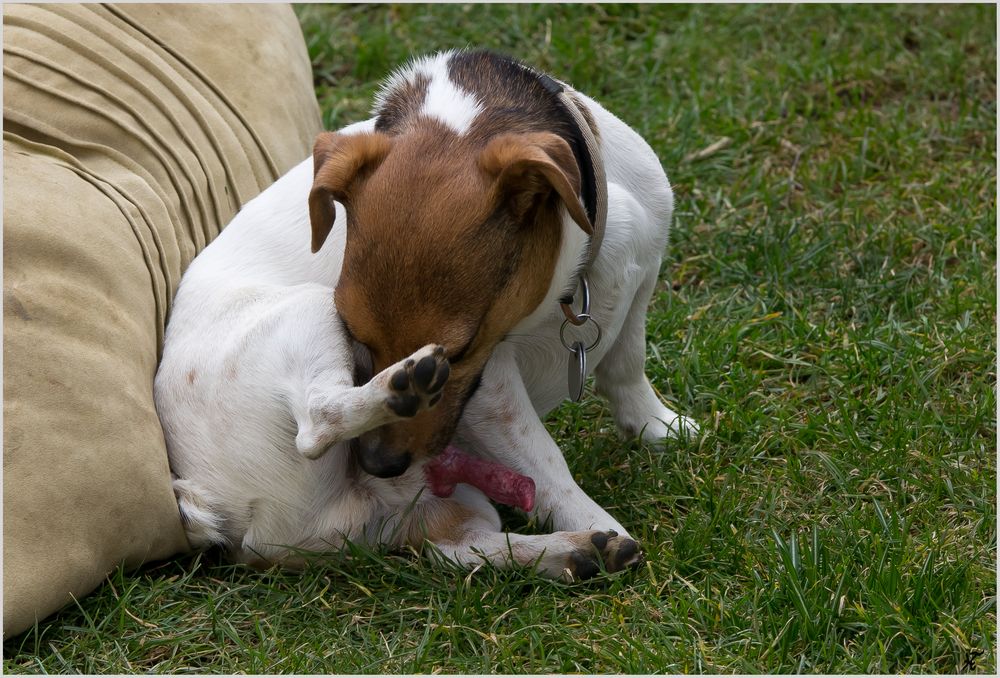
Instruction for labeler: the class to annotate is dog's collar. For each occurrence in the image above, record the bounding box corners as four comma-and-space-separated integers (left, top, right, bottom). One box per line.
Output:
536, 73, 608, 401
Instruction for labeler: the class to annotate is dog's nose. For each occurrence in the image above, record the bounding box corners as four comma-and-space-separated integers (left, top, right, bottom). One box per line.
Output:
353, 440, 412, 478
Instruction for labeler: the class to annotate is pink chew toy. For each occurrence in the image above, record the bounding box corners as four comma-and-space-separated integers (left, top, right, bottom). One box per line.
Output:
425, 445, 536, 512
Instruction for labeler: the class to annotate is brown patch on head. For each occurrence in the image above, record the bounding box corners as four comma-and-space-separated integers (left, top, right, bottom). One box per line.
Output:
309, 131, 393, 253
479, 132, 591, 234
331, 127, 513, 360
186, 369, 197, 385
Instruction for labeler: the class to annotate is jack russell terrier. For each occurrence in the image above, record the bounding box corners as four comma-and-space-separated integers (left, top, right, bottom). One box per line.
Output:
155, 50, 696, 580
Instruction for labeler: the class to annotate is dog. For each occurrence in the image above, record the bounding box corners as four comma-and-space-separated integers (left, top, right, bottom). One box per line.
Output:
154, 49, 696, 580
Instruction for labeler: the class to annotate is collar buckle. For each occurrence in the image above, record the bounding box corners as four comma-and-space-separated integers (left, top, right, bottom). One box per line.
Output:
559, 276, 591, 326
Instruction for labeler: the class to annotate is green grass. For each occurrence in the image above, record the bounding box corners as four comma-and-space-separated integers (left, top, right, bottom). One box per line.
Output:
4, 3, 995, 673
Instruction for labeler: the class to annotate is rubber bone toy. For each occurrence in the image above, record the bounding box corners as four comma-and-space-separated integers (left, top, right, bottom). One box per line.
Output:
424, 445, 536, 512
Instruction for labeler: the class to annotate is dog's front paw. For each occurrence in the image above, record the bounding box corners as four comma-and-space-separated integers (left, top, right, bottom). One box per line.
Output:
662, 414, 700, 439
385, 344, 450, 418
562, 530, 643, 581
628, 411, 700, 444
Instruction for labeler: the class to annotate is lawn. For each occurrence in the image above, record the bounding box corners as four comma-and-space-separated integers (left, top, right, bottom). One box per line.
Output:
4, 3, 996, 673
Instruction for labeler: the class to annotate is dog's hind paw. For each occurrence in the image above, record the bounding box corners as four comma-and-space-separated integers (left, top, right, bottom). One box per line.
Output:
385, 344, 450, 417
562, 530, 644, 581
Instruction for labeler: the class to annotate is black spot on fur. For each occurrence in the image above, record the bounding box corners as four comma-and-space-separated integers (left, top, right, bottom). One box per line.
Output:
375, 73, 430, 134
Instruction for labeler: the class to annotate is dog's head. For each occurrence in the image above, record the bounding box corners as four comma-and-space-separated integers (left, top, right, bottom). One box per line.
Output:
309, 128, 591, 477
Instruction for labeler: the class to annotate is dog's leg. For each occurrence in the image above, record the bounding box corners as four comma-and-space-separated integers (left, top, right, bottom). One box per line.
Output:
456, 349, 633, 537
294, 344, 450, 459
409, 485, 642, 581
594, 272, 699, 443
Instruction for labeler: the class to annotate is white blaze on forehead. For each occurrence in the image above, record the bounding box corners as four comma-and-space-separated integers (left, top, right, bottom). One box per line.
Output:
374, 50, 483, 136
421, 66, 483, 135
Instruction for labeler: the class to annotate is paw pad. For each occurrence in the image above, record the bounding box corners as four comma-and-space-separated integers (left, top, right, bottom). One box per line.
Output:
385, 345, 450, 417
567, 531, 643, 580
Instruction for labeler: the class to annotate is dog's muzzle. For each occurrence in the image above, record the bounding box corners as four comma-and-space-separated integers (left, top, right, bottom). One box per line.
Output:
351, 438, 412, 478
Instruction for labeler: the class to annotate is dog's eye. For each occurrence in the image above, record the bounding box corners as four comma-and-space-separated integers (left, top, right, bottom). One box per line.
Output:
449, 329, 479, 365
351, 340, 374, 386
340, 318, 374, 385
450, 343, 470, 365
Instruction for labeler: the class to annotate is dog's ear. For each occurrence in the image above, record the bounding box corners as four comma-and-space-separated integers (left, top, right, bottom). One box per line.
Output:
309, 132, 393, 253
478, 132, 592, 235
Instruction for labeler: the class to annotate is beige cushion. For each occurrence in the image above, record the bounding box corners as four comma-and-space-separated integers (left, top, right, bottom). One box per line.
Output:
3, 3, 322, 637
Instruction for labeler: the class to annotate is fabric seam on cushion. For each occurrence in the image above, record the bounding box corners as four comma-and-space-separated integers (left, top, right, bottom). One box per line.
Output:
5, 9, 237, 247
1, 109, 176, 325
5, 43, 232, 240
104, 4, 283, 183
2, 62, 206, 244
4, 132, 169, 353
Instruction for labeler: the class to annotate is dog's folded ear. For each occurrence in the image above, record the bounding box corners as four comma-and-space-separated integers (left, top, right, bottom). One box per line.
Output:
309, 132, 393, 253
478, 132, 592, 235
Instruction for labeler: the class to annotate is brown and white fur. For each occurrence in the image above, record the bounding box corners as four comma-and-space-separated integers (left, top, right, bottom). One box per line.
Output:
155, 50, 696, 580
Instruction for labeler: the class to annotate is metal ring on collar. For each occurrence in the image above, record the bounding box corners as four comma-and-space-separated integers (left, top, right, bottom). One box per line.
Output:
560, 276, 591, 326
559, 316, 602, 353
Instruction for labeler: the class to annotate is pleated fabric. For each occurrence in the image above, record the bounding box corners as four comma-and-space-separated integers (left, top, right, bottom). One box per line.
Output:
3, 3, 323, 636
